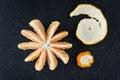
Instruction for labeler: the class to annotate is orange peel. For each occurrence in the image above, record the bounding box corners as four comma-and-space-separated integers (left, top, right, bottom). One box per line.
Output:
77, 51, 94, 68
70, 4, 108, 45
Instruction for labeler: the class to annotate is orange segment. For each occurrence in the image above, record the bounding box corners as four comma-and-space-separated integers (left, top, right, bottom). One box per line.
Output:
46, 48, 58, 70
50, 47, 69, 64
50, 42, 72, 49
50, 31, 68, 42
47, 21, 60, 42
29, 19, 46, 42
21, 29, 43, 43
35, 49, 47, 71
24, 47, 43, 62
18, 42, 41, 50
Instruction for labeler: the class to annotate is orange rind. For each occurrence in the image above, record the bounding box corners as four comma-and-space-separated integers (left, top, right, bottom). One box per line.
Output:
70, 4, 108, 45
77, 51, 94, 68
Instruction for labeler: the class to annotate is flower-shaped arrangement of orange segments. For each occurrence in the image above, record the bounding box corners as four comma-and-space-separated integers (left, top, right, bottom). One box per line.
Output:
18, 20, 72, 71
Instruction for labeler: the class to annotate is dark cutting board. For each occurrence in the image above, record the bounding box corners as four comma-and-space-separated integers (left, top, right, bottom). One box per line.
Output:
0, 0, 120, 80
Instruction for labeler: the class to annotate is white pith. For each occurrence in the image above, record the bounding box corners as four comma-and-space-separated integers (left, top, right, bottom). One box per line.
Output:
80, 55, 92, 64
42, 42, 50, 49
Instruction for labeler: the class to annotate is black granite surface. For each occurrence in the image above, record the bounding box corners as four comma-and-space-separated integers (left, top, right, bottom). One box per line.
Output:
0, 0, 120, 80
